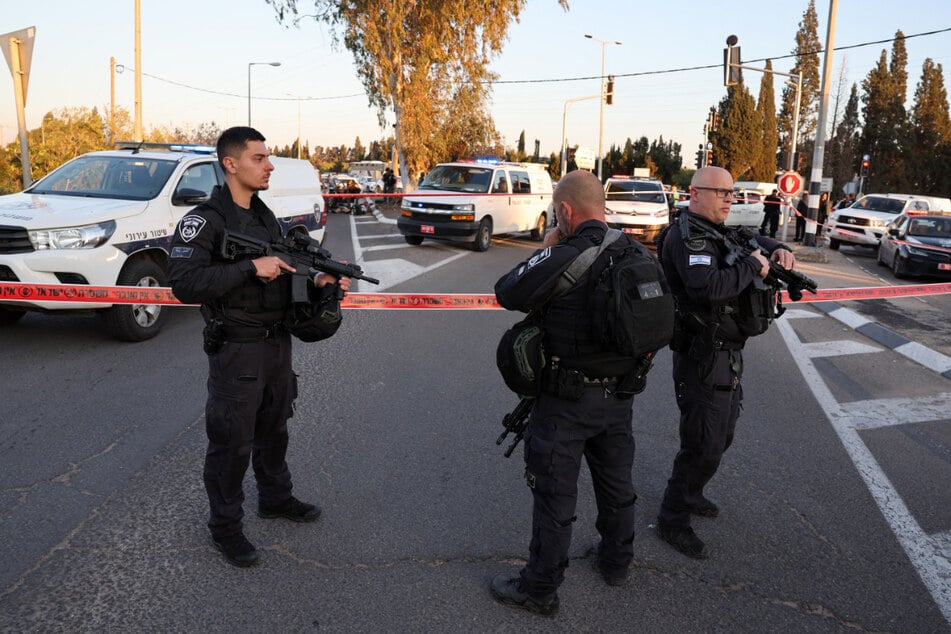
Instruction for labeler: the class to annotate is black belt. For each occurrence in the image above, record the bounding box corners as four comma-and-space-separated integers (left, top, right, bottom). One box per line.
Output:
222, 323, 285, 343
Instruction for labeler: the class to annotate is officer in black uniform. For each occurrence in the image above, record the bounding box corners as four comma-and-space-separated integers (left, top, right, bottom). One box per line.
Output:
491, 170, 657, 617
168, 127, 351, 567
655, 166, 796, 559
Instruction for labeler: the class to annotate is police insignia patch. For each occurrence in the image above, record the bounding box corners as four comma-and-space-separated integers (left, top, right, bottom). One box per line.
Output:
178, 215, 205, 242
687, 238, 706, 251
527, 247, 551, 269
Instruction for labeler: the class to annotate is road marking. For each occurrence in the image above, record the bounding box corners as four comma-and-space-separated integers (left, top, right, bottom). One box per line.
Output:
777, 314, 951, 624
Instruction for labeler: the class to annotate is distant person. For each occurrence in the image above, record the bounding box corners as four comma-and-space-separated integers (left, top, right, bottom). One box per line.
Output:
794, 196, 807, 241
382, 167, 396, 194
818, 192, 830, 229
760, 189, 782, 238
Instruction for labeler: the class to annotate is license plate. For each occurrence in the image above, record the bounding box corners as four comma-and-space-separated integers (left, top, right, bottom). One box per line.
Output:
622, 227, 644, 235
939, 263, 951, 271
421, 225, 435, 234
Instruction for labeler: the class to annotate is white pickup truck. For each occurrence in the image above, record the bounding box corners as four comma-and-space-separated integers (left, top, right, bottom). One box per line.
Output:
0, 144, 326, 340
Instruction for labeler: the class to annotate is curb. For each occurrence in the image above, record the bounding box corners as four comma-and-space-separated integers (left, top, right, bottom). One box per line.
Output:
811, 300, 951, 379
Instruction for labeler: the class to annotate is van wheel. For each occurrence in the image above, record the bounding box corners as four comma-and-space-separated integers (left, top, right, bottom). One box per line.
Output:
828, 238, 840, 250
404, 235, 423, 246
100, 258, 166, 341
472, 218, 492, 251
530, 212, 546, 241
0, 307, 26, 326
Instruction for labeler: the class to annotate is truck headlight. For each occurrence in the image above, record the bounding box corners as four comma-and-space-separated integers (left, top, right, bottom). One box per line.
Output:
869, 217, 888, 228
29, 220, 117, 250
452, 203, 475, 212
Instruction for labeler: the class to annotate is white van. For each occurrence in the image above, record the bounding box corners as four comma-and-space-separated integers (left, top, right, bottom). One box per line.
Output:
0, 145, 325, 340
825, 193, 951, 250
398, 160, 553, 251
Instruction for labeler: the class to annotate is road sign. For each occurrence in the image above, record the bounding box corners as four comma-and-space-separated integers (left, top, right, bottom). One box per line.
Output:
778, 171, 804, 197
574, 146, 595, 171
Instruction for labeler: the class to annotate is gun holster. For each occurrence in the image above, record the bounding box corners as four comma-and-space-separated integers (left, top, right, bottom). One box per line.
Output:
203, 317, 224, 354
541, 364, 586, 401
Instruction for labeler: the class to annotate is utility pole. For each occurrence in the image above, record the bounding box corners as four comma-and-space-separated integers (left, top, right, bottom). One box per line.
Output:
133, 0, 143, 141
802, 0, 839, 248
585, 34, 621, 181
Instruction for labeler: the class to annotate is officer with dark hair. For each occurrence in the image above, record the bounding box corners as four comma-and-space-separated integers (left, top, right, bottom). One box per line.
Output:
654, 166, 796, 559
491, 170, 657, 617
168, 126, 351, 567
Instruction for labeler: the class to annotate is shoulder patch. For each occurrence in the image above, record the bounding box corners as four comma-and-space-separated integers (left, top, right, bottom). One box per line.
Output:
170, 246, 193, 259
525, 247, 551, 270
178, 215, 206, 242
686, 237, 707, 251
688, 254, 712, 266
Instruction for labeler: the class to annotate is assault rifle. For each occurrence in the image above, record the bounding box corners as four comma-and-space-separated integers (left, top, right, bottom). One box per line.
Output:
683, 214, 818, 301
221, 230, 380, 302
496, 398, 534, 458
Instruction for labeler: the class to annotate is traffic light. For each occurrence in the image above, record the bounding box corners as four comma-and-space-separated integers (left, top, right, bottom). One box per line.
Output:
723, 36, 741, 86
695, 150, 704, 169
605, 75, 615, 105
860, 158, 870, 177
706, 150, 714, 166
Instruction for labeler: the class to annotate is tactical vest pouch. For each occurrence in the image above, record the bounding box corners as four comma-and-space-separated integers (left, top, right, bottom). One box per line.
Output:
285, 283, 343, 343
734, 284, 777, 337
496, 318, 546, 398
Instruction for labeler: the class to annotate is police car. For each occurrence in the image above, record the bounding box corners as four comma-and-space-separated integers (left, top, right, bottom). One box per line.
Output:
876, 211, 951, 278
0, 143, 326, 340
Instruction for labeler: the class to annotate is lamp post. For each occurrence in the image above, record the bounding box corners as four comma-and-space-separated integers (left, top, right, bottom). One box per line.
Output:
584, 34, 621, 181
247, 61, 281, 126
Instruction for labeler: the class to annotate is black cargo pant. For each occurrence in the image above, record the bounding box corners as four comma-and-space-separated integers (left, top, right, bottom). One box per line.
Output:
203, 332, 298, 539
519, 387, 636, 596
658, 348, 743, 530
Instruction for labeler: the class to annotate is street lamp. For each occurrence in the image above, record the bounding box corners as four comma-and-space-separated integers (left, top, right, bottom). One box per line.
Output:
584, 34, 621, 181
247, 61, 281, 126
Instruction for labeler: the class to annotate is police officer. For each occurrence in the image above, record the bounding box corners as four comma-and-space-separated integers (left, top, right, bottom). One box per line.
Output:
655, 166, 796, 559
168, 127, 351, 567
491, 170, 657, 617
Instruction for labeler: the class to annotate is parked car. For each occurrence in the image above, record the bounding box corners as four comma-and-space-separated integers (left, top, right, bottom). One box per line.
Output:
399, 159, 552, 251
0, 144, 325, 340
876, 211, 951, 278
824, 193, 951, 250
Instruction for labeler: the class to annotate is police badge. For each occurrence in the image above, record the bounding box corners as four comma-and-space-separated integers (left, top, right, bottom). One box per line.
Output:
179, 215, 206, 242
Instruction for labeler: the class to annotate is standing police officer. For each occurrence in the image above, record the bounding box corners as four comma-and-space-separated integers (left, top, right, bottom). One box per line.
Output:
655, 166, 796, 559
168, 127, 351, 567
491, 170, 657, 617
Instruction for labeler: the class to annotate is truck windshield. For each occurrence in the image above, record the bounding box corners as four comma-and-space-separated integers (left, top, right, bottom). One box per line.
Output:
852, 196, 906, 214
27, 156, 178, 201
418, 165, 493, 193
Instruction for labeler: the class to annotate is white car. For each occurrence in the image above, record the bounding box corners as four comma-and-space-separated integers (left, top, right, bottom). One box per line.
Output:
603, 177, 670, 245
0, 145, 325, 340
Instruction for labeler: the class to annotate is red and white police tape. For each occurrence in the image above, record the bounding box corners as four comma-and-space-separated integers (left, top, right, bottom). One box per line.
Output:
2, 281, 951, 308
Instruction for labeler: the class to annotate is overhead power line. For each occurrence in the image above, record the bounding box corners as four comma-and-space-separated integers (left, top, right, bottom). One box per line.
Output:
120, 27, 950, 97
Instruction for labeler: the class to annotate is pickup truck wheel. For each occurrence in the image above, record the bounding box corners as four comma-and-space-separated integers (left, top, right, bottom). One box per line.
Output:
530, 212, 546, 241
828, 238, 840, 250
100, 258, 167, 341
0, 307, 26, 326
404, 235, 424, 246
472, 218, 493, 251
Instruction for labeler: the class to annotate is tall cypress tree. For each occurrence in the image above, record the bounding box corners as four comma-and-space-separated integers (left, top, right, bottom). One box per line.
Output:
860, 31, 910, 191
752, 59, 779, 181
777, 0, 821, 168
825, 84, 861, 195
713, 83, 759, 179
910, 58, 951, 194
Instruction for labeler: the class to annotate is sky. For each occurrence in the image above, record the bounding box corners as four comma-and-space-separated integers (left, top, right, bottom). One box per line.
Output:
1, 1, 949, 164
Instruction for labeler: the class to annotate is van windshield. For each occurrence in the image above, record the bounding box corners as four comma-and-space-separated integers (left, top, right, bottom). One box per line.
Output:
419, 165, 493, 193
27, 156, 177, 201
606, 180, 665, 203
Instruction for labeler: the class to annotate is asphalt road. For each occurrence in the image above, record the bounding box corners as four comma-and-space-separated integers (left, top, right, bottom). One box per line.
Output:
0, 211, 948, 632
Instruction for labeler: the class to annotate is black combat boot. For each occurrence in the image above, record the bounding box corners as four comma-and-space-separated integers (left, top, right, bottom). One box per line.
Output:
490, 575, 559, 617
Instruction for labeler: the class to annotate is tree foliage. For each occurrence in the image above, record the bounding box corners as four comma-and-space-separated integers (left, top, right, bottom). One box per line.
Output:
909, 58, 951, 194
266, 0, 568, 189
860, 32, 911, 191
751, 60, 779, 181
777, 0, 821, 162
712, 83, 759, 180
